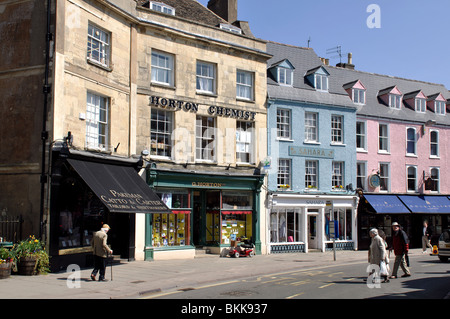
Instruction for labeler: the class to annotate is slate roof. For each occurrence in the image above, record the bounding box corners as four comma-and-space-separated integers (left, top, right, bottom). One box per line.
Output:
267, 41, 450, 125
266, 41, 356, 111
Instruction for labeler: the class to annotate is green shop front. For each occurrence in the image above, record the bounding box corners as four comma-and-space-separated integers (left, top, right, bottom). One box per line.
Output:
144, 169, 264, 260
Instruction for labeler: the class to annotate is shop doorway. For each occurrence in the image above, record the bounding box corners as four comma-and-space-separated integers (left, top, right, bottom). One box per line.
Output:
308, 212, 319, 250
192, 190, 221, 247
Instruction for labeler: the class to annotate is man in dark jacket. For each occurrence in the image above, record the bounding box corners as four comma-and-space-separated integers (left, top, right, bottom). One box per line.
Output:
390, 222, 411, 279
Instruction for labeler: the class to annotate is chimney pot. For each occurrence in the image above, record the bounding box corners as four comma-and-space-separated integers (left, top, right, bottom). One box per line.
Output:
348, 52, 352, 65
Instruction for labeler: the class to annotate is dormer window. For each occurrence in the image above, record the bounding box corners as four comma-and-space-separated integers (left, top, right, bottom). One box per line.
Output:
268, 59, 294, 87
435, 100, 446, 115
150, 1, 175, 15
315, 74, 328, 91
353, 89, 365, 104
428, 93, 446, 115
379, 86, 402, 109
343, 80, 366, 105
389, 94, 402, 109
415, 98, 426, 113
219, 23, 242, 34
278, 68, 293, 86
305, 66, 329, 92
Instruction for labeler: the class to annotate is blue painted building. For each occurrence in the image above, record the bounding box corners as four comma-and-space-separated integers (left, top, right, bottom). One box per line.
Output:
265, 42, 359, 253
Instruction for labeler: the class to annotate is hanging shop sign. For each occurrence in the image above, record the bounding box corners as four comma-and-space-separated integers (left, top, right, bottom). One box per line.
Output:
148, 95, 256, 121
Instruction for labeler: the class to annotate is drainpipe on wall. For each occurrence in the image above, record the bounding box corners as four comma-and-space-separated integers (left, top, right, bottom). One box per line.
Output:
40, 0, 52, 239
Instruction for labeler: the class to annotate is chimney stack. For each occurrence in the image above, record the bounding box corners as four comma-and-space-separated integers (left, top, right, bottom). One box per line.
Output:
207, 0, 238, 24
336, 52, 355, 70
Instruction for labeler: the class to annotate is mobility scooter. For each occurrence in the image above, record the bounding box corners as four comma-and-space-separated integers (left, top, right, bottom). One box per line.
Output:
229, 238, 255, 258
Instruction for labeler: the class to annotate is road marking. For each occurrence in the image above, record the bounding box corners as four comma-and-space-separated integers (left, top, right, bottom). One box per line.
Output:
327, 272, 344, 277
318, 282, 335, 289
140, 290, 182, 299
196, 280, 240, 289
286, 292, 305, 299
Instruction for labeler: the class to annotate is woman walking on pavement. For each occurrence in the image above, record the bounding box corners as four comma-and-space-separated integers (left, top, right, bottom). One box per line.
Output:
390, 222, 411, 279
368, 228, 389, 283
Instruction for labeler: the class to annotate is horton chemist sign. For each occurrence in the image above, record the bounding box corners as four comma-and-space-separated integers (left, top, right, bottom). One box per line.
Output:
149, 95, 256, 121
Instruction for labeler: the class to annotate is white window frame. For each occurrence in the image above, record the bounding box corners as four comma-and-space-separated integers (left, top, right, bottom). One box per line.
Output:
277, 159, 291, 190
353, 88, 365, 105
406, 165, 417, 192
195, 116, 216, 162
196, 61, 216, 94
389, 94, 402, 109
356, 161, 367, 190
378, 123, 390, 153
315, 74, 328, 91
331, 115, 344, 144
236, 121, 254, 164
430, 129, 439, 158
435, 101, 446, 115
220, 23, 242, 34
276, 109, 291, 139
415, 98, 427, 113
87, 23, 110, 67
151, 50, 174, 86
305, 112, 318, 143
278, 67, 293, 86
379, 163, 390, 192
356, 121, 367, 151
150, 108, 173, 158
150, 1, 175, 15
86, 92, 109, 151
305, 160, 318, 189
332, 161, 344, 190
430, 167, 440, 193
406, 127, 417, 156
236, 70, 254, 101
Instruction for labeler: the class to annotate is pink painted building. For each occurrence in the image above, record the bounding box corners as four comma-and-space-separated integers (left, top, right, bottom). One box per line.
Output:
324, 60, 450, 249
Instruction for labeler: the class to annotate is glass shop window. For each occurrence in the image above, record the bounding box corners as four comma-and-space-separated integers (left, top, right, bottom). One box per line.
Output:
152, 189, 191, 247
58, 188, 106, 249
325, 208, 353, 241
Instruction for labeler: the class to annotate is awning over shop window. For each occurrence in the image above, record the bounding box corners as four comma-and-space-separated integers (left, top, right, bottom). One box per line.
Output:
363, 195, 410, 214
68, 159, 171, 214
172, 210, 191, 214
398, 195, 450, 214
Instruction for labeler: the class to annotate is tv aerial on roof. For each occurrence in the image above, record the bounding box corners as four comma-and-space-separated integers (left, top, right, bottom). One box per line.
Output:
326, 45, 344, 63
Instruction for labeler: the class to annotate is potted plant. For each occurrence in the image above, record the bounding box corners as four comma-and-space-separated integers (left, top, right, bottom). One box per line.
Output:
12, 236, 50, 275
0, 247, 14, 279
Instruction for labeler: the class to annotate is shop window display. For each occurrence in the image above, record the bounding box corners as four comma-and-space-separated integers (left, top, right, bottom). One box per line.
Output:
153, 189, 191, 247
58, 175, 106, 249
269, 210, 302, 243
220, 191, 253, 245
325, 208, 353, 240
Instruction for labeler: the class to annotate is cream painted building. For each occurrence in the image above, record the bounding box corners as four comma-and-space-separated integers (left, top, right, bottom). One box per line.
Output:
0, 0, 270, 271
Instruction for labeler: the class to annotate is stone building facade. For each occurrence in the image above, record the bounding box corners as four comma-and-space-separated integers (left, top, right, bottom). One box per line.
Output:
0, 0, 270, 269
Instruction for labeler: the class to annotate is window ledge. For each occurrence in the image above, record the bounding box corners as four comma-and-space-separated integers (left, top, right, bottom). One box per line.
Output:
331, 143, 346, 147
303, 141, 321, 145
236, 97, 255, 104
87, 58, 113, 72
151, 82, 176, 90
277, 138, 294, 142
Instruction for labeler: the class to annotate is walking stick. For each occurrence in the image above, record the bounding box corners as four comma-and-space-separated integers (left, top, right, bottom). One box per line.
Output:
110, 251, 113, 281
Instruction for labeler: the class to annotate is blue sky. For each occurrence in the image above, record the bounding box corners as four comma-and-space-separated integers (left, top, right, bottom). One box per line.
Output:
197, 0, 450, 89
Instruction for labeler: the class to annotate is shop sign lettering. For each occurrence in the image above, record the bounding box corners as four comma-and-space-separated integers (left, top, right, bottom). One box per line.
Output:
149, 96, 199, 112
149, 95, 256, 121
100, 189, 168, 212
289, 146, 334, 159
192, 182, 225, 188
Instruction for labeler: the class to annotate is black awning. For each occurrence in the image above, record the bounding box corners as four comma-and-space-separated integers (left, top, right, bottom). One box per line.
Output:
68, 159, 171, 214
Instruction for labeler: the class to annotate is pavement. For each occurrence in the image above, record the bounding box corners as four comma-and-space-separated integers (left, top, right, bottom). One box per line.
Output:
0, 248, 446, 299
